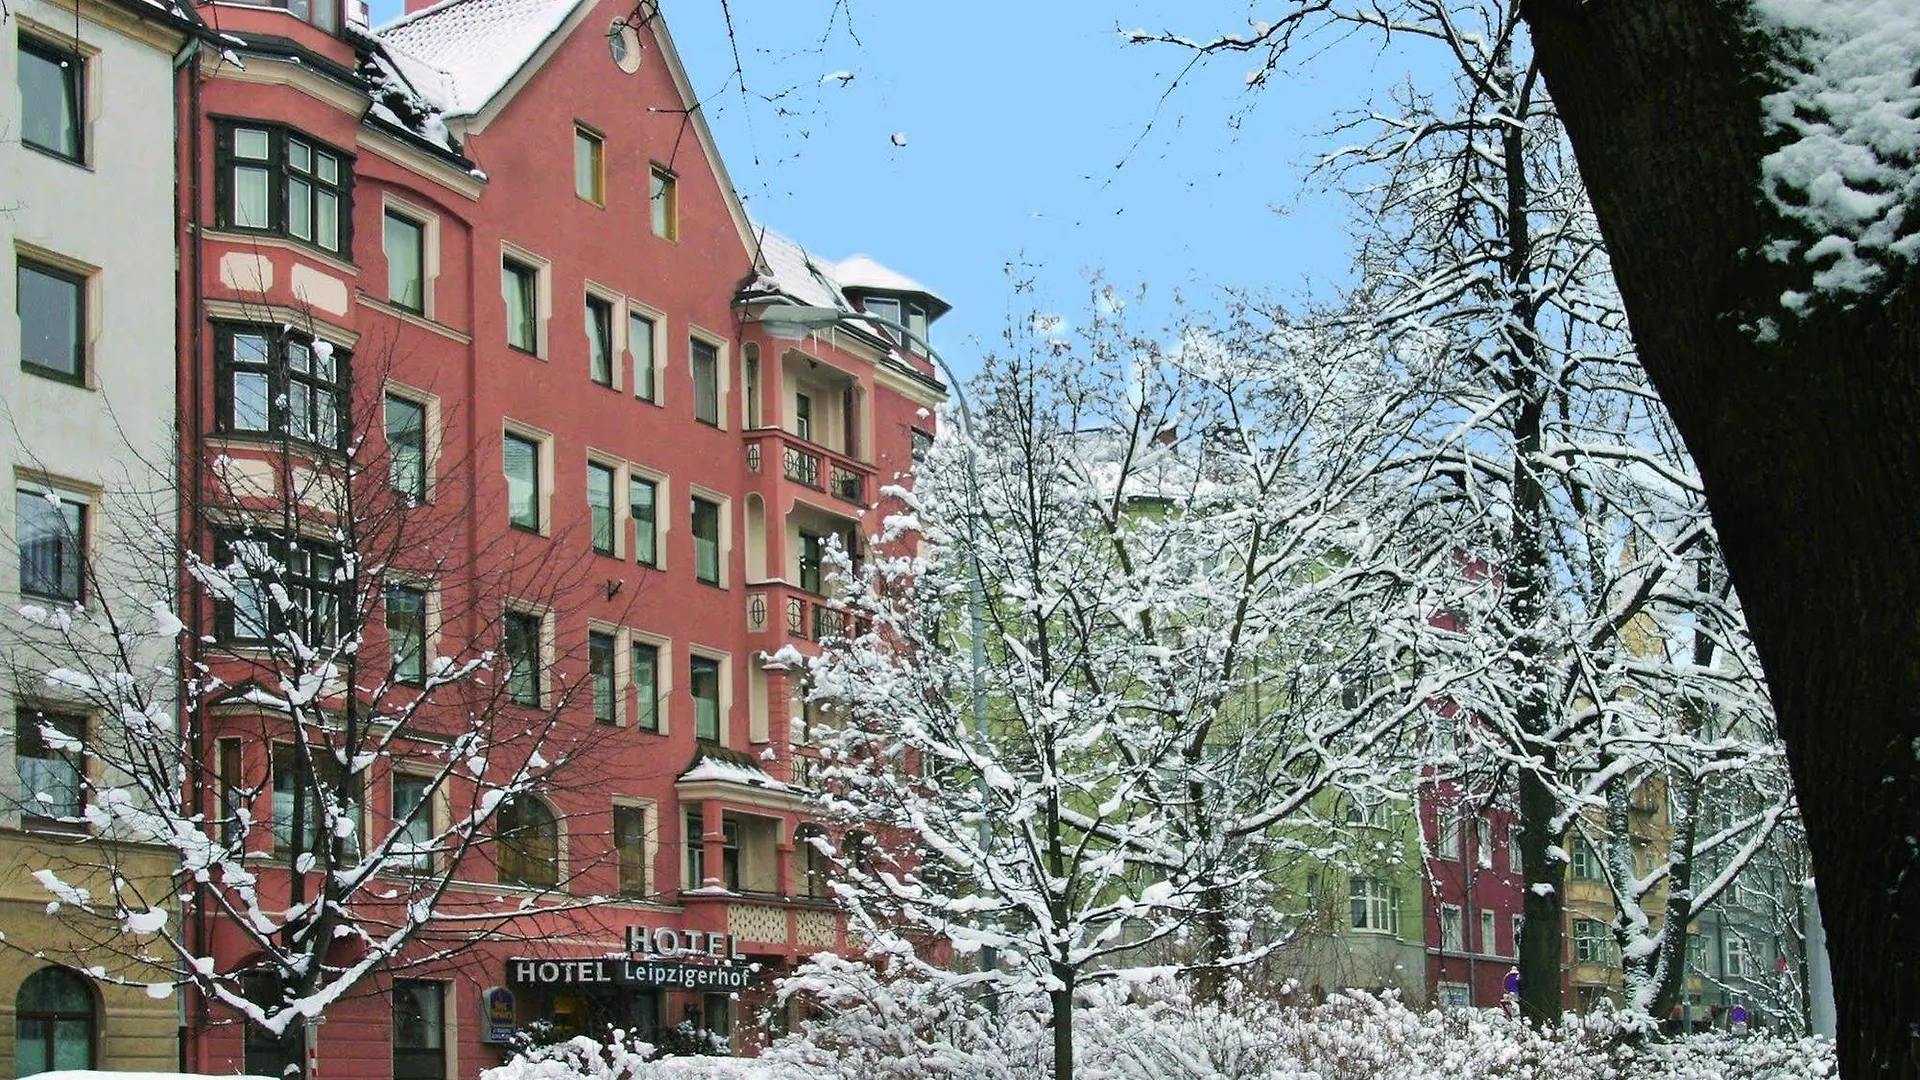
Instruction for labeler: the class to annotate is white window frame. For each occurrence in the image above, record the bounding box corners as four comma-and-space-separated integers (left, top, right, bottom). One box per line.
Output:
384, 382, 442, 504
501, 600, 555, 709
501, 420, 555, 537
1440, 903, 1464, 952
1480, 908, 1497, 956
381, 194, 442, 320
500, 241, 553, 359
1436, 812, 1462, 861
628, 628, 672, 735
625, 297, 667, 406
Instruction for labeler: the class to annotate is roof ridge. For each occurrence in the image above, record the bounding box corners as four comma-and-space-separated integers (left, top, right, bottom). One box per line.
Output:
374, 0, 481, 33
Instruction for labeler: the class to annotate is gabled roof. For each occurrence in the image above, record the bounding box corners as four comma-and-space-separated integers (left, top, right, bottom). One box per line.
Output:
376, 0, 582, 117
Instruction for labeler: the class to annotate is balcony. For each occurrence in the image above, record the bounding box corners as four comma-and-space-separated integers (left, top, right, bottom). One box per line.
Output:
745, 429, 871, 509
745, 583, 858, 645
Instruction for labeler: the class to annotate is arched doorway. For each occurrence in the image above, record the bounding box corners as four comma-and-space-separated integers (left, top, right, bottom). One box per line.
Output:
15, 966, 96, 1075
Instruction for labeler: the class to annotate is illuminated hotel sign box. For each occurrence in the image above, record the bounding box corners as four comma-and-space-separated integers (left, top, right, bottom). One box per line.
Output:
508, 924, 755, 992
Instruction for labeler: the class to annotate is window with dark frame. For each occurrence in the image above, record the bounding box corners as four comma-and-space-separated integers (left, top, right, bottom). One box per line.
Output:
217, 325, 347, 450
629, 311, 656, 401
720, 818, 741, 890
587, 462, 616, 555
630, 476, 658, 566
241, 972, 304, 1080
384, 211, 425, 313
614, 805, 648, 897
589, 630, 616, 724
690, 655, 721, 742
392, 773, 432, 871
690, 337, 719, 425
502, 257, 538, 353
215, 531, 341, 647
15, 488, 85, 602
798, 532, 824, 595
685, 810, 705, 888
497, 795, 558, 887
386, 395, 427, 502
218, 738, 244, 846
392, 980, 446, 1080
19, 38, 83, 163
503, 610, 542, 706
385, 583, 426, 685
574, 125, 604, 204
586, 295, 615, 386
216, 122, 351, 257
504, 432, 540, 531
648, 165, 677, 239
630, 641, 659, 732
270, 743, 358, 857
15, 710, 85, 823
266, 0, 339, 32
793, 392, 812, 442
905, 302, 930, 357
17, 258, 85, 384
862, 296, 902, 341
15, 967, 97, 1075
691, 496, 720, 585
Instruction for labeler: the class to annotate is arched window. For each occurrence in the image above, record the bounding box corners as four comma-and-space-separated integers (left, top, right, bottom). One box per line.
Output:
794, 825, 831, 900
15, 967, 95, 1075
497, 796, 559, 887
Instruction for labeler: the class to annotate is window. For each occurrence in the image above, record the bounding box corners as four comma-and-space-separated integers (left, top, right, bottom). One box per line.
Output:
798, 532, 824, 594
16, 488, 85, 602
1574, 918, 1611, 964
1571, 837, 1601, 881
586, 295, 615, 386
587, 462, 616, 555
720, 818, 741, 890
267, 0, 338, 31
386, 584, 426, 685
392, 773, 432, 871
1348, 876, 1399, 933
589, 630, 616, 724
217, 123, 351, 256
497, 795, 559, 887
910, 428, 934, 465
631, 641, 660, 732
795, 825, 830, 899
648, 165, 677, 239
1508, 824, 1523, 871
272, 744, 358, 857
1725, 934, 1751, 978
1475, 817, 1492, 868
19, 39, 83, 163
392, 981, 446, 1080
702, 993, 731, 1039
242, 972, 304, 1080
387, 395, 427, 502
629, 311, 657, 401
1436, 812, 1462, 860
691, 655, 721, 742
503, 610, 543, 706
15, 710, 84, 822
17, 258, 85, 383
504, 432, 540, 531
794, 392, 813, 442
574, 125, 604, 204
843, 829, 874, 877
218, 327, 346, 449
691, 496, 721, 585
905, 302, 929, 357
1513, 915, 1526, 959
502, 257, 539, 352
686, 810, 706, 888
630, 477, 658, 566
14, 967, 95, 1076
691, 338, 720, 425
385, 211, 425, 312
1440, 904, 1463, 952
1343, 797, 1380, 827
216, 532, 341, 647
863, 296, 902, 340
614, 805, 649, 896
1438, 982, 1471, 1009
218, 739, 245, 845
1481, 909, 1497, 955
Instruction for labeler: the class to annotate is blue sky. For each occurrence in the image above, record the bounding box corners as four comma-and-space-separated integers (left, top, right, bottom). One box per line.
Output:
373, 0, 1442, 373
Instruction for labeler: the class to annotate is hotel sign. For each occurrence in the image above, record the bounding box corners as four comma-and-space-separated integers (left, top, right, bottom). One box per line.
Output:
507, 957, 753, 991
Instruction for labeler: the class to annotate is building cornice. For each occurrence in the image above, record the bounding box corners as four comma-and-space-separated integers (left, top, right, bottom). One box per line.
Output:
357, 125, 485, 201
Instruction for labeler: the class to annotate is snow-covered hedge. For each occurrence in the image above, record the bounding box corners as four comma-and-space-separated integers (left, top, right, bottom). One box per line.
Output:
481, 968, 1836, 1080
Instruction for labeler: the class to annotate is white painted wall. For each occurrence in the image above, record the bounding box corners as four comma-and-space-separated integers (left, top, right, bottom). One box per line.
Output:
2, 0, 185, 819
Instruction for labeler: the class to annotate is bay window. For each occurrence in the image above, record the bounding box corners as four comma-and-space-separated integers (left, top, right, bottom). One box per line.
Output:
217, 122, 352, 257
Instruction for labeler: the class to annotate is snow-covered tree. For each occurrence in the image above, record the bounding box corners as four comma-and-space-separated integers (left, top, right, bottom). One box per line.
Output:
3, 313, 620, 1072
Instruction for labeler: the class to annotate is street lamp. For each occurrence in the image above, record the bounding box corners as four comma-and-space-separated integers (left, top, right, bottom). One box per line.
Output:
753, 303, 999, 988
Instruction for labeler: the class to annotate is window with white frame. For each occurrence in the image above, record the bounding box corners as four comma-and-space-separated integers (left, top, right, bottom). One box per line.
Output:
1481, 909, 1497, 956
1348, 876, 1399, 933
1436, 812, 1462, 860
1724, 934, 1751, 978
1573, 918, 1611, 965
1440, 904, 1464, 952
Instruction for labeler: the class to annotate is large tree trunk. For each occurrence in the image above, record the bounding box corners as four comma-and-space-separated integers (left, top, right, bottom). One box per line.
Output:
1521, 3, 1920, 1073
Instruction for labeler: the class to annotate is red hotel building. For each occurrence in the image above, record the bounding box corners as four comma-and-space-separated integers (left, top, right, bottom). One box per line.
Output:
171, 0, 946, 1072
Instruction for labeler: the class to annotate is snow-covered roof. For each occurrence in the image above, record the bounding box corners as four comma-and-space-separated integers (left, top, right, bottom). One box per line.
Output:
376, 0, 582, 117
677, 746, 788, 791
833, 254, 948, 308
747, 228, 853, 313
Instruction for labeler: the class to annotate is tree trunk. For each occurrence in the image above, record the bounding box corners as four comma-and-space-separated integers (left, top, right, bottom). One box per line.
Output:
1517, 763, 1565, 1022
1051, 966, 1075, 1080
1522, 2, 1920, 1073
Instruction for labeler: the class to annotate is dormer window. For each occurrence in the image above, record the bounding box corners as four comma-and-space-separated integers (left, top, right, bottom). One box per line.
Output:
858, 295, 930, 357
862, 296, 901, 338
